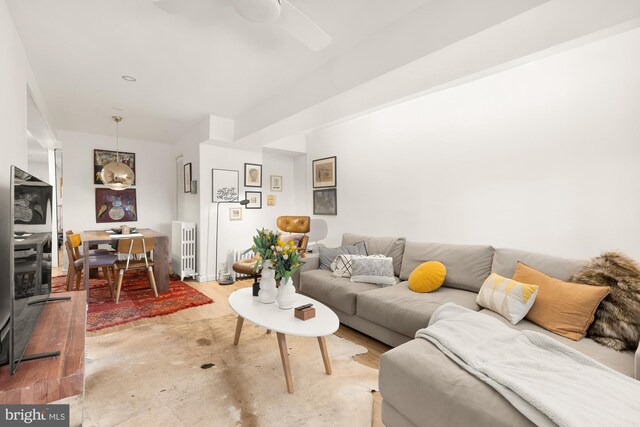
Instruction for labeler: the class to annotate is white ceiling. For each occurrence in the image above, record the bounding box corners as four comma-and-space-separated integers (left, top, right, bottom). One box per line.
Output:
7, 0, 548, 143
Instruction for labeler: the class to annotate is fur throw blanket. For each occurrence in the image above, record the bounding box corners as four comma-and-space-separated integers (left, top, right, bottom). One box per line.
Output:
570, 252, 640, 351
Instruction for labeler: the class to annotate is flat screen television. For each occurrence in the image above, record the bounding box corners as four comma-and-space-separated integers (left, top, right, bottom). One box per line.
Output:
0, 166, 56, 374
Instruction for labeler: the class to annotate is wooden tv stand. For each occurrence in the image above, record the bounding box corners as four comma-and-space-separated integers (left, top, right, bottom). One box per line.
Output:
0, 291, 85, 410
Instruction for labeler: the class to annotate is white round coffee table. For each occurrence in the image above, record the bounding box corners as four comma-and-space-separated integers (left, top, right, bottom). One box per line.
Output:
228, 287, 339, 393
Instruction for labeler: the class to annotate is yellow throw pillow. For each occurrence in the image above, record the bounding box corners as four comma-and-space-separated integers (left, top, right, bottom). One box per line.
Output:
513, 262, 609, 340
476, 273, 539, 324
409, 261, 446, 293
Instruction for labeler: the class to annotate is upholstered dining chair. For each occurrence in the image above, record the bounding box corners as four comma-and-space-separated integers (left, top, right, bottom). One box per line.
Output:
65, 238, 117, 293
65, 230, 113, 257
114, 237, 159, 303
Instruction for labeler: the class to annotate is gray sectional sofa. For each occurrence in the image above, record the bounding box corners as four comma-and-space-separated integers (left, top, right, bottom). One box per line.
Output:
295, 233, 640, 427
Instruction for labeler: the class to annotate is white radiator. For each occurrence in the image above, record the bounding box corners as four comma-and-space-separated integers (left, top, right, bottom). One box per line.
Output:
172, 221, 197, 280
233, 248, 254, 280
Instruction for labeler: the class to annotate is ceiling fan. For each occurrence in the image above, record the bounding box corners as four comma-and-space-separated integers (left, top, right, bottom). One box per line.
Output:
153, 0, 333, 51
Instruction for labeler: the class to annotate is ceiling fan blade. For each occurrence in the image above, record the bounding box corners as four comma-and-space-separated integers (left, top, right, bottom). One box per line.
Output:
279, 1, 332, 51
153, 0, 229, 14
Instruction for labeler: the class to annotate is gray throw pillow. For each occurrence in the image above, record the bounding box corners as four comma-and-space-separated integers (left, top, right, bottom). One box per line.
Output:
350, 256, 397, 287
318, 241, 367, 271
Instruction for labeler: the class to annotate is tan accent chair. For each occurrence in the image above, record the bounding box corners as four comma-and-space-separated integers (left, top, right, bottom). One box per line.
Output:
114, 237, 159, 303
233, 254, 261, 284
276, 216, 310, 254
232, 216, 311, 282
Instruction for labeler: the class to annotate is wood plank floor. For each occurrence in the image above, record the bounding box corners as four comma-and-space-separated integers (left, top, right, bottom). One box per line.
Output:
56, 267, 392, 426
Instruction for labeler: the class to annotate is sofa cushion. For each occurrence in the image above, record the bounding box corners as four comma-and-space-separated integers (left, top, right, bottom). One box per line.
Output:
357, 282, 480, 337
299, 269, 378, 315
492, 247, 586, 281
480, 309, 635, 377
399, 241, 495, 292
341, 233, 406, 277
380, 338, 535, 427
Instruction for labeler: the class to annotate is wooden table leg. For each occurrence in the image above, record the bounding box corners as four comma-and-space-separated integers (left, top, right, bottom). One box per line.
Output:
152, 236, 170, 293
233, 316, 244, 345
83, 241, 90, 302
276, 333, 294, 394
318, 336, 332, 375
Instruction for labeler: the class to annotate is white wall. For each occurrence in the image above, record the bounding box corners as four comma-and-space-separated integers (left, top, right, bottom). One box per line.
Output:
198, 144, 296, 281
306, 27, 640, 260
0, 1, 53, 328
60, 130, 176, 247
26, 160, 49, 184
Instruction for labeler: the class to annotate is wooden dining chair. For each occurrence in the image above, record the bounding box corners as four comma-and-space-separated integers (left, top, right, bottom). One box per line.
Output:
66, 230, 113, 257
114, 237, 159, 303
65, 239, 117, 293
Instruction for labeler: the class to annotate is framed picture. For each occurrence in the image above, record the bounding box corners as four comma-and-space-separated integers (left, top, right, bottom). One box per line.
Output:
245, 191, 262, 209
229, 207, 242, 221
95, 188, 137, 223
266, 194, 276, 206
270, 175, 283, 192
313, 188, 337, 215
244, 163, 262, 187
212, 169, 239, 202
94, 149, 136, 185
184, 163, 192, 193
312, 156, 336, 188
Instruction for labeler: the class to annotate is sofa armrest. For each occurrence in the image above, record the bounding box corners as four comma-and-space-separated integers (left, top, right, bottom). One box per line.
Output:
292, 253, 320, 292
635, 345, 640, 380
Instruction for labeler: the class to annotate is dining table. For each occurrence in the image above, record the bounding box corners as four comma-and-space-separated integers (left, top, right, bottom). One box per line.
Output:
81, 228, 170, 300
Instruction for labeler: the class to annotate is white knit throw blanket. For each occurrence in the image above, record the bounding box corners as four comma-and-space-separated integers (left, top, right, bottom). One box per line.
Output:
415, 303, 640, 427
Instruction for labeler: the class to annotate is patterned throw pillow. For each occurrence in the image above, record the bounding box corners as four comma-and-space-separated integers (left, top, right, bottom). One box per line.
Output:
318, 241, 367, 271
476, 273, 539, 324
331, 254, 386, 278
350, 256, 397, 287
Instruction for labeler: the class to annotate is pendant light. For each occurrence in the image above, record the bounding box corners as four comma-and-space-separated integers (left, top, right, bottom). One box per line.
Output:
100, 116, 135, 190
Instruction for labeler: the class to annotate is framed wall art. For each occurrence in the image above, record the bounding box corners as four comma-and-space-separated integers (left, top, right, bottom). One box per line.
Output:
245, 191, 262, 209
312, 156, 336, 188
266, 194, 276, 206
95, 188, 138, 223
229, 207, 242, 221
184, 163, 192, 193
94, 149, 136, 185
270, 175, 282, 192
212, 169, 239, 202
244, 163, 262, 187
313, 188, 337, 215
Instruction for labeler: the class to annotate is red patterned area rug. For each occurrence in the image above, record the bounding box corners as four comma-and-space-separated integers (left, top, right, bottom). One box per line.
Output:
52, 272, 213, 331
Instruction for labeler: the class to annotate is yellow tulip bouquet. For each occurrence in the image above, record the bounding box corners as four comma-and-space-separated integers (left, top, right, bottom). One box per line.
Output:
272, 239, 303, 283
248, 228, 280, 271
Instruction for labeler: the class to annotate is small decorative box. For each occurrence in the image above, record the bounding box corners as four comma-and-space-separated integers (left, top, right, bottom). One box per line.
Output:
294, 306, 316, 321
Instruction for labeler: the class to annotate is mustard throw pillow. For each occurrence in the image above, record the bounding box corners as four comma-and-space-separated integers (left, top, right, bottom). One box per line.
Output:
409, 261, 446, 293
476, 273, 539, 324
513, 262, 609, 340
